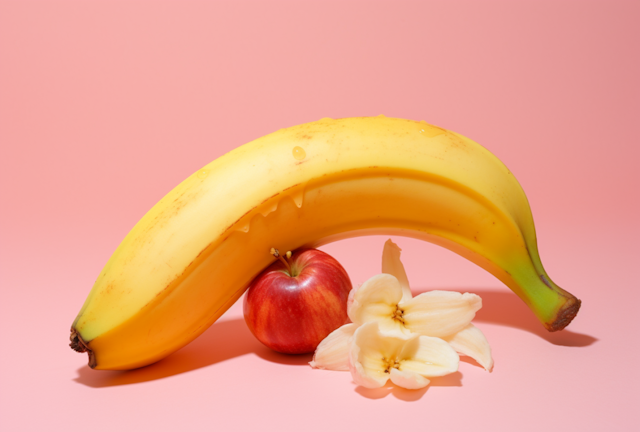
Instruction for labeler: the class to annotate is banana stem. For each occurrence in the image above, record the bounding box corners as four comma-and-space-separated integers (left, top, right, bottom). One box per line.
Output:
536, 275, 581, 332
505, 266, 581, 332
270, 248, 292, 275
69, 327, 97, 368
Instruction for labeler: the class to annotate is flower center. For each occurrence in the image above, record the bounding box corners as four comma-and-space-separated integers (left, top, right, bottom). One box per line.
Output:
382, 357, 401, 374
391, 305, 405, 324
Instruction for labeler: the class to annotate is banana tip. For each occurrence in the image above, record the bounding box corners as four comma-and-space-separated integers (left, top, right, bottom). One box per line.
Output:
69, 327, 97, 368
547, 297, 581, 332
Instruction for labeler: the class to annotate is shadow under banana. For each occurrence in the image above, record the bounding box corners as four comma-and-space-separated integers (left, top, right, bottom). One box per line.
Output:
74, 288, 595, 388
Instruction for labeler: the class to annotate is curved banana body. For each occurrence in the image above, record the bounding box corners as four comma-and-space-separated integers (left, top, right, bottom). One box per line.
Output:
70, 116, 580, 370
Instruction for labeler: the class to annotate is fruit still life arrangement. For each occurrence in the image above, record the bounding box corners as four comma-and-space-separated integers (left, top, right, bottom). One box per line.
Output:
70, 116, 581, 390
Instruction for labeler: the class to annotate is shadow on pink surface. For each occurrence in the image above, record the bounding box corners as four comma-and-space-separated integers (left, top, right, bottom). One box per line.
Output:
355, 372, 462, 401
414, 287, 597, 347
73, 289, 596, 389
74, 317, 311, 388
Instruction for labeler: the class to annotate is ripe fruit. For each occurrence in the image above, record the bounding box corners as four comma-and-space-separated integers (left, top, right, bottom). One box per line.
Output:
70, 116, 580, 370
243, 248, 352, 354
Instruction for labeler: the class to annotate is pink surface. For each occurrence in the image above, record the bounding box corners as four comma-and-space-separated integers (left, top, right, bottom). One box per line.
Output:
1, 1, 639, 431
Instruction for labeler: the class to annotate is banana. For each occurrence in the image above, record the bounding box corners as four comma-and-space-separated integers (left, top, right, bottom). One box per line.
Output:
70, 116, 580, 370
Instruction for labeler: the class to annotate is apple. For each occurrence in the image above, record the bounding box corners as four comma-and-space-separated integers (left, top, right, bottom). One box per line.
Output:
243, 248, 352, 354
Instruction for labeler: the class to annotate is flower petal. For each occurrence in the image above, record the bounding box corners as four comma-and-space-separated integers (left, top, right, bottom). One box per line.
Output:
402, 291, 482, 338
381, 239, 412, 302
350, 347, 388, 389
389, 368, 430, 390
399, 334, 459, 377
445, 324, 493, 372
309, 323, 357, 371
349, 322, 415, 389
347, 274, 407, 335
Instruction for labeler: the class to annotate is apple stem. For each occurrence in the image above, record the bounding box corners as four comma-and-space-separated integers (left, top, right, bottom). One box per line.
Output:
270, 248, 292, 274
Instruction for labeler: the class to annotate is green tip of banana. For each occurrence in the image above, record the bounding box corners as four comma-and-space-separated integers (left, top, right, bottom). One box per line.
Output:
547, 295, 581, 332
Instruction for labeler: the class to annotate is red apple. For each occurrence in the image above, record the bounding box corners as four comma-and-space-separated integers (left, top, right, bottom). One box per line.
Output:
243, 248, 352, 354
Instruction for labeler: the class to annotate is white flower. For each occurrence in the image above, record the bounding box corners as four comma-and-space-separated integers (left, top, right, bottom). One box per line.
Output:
311, 239, 494, 385
349, 321, 459, 389
348, 273, 482, 339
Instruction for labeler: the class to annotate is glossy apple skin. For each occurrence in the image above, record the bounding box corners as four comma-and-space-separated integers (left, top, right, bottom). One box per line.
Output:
243, 249, 352, 354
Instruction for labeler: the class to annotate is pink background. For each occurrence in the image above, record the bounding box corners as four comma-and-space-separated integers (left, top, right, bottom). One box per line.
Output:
1, 1, 639, 431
